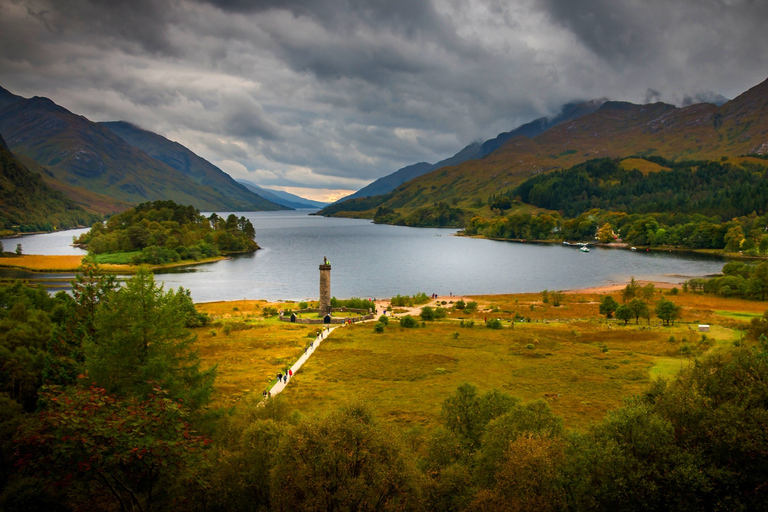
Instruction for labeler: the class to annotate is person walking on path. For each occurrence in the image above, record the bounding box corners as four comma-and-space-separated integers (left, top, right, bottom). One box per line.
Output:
264, 325, 339, 401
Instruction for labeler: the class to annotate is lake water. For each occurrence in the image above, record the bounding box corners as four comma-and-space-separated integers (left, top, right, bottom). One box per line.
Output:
1, 211, 726, 303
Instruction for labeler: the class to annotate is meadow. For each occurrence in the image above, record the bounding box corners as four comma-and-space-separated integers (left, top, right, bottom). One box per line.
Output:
195, 286, 762, 431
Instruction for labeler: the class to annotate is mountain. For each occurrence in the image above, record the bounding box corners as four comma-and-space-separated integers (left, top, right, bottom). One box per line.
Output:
236, 180, 328, 209
0, 86, 23, 111
321, 78, 768, 221
333, 100, 604, 204
0, 133, 101, 232
0, 89, 283, 212
339, 161, 433, 202
476, 99, 605, 157
101, 121, 285, 211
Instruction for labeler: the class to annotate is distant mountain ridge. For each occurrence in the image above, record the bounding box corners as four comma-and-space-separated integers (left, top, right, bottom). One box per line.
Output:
0, 86, 284, 213
320, 77, 768, 220
236, 180, 328, 209
337, 99, 605, 203
100, 121, 285, 211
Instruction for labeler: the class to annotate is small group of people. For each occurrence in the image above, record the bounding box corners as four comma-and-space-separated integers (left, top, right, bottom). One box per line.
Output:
276, 368, 293, 384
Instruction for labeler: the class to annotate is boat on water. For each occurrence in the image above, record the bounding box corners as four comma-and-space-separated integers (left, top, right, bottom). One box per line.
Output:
630, 247, 637, 251
580, 246, 590, 253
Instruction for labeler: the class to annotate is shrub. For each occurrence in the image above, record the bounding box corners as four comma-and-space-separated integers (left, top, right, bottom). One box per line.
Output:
299, 301, 308, 309
420, 306, 436, 321
374, 322, 385, 333
460, 320, 474, 328
486, 318, 503, 329
455, 300, 466, 310
434, 307, 447, 319
465, 301, 478, 312
399, 315, 418, 328
378, 315, 389, 325
669, 287, 680, 295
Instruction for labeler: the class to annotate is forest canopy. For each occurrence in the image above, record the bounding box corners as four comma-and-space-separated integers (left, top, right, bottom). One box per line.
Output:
74, 200, 258, 265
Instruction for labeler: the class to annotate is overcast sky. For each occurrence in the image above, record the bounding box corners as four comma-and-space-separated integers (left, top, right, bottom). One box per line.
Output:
1, 0, 767, 201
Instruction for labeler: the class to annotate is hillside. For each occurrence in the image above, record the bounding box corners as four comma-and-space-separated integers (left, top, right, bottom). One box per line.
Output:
101, 121, 285, 211
0, 88, 283, 212
13, 153, 132, 216
321, 78, 768, 222
236, 179, 328, 209
0, 134, 101, 232
337, 99, 604, 204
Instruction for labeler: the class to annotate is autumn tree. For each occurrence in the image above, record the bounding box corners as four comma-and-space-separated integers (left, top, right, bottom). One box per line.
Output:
269, 403, 421, 512
15, 383, 210, 512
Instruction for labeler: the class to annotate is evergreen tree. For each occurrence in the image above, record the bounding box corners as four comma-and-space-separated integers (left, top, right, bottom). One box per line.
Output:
86, 267, 215, 410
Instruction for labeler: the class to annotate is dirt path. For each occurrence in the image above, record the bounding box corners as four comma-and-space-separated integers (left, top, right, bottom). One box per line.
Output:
267, 325, 338, 398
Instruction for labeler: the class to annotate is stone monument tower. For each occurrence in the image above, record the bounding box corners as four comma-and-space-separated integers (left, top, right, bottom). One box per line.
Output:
319, 257, 331, 316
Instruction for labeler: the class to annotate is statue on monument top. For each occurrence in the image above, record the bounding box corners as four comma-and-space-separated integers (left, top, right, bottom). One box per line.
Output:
323, 256, 329, 265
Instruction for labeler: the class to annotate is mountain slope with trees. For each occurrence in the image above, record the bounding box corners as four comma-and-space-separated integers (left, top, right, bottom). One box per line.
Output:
0, 134, 101, 233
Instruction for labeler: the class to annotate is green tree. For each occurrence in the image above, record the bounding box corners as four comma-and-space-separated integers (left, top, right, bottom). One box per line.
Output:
599, 296, 618, 318
87, 267, 215, 410
641, 283, 656, 302
615, 304, 633, 325
622, 277, 641, 302
44, 264, 117, 387
655, 297, 682, 326
628, 298, 650, 324
269, 403, 421, 511
441, 384, 516, 454
475, 399, 564, 488
420, 306, 436, 321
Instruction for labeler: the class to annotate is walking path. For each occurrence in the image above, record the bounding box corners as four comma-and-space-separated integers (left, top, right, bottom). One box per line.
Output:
267, 325, 338, 398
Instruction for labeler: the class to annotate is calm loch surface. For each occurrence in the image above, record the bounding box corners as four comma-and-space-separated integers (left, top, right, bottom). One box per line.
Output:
1, 211, 726, 302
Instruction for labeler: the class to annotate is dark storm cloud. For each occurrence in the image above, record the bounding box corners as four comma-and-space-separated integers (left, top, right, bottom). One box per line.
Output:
541, 0, 768, 84
197, 0, 446, 37
25, 0, 179, 55
1, 0, 767, 198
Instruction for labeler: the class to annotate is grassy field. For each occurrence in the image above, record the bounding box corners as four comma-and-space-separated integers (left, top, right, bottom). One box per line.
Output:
194, 288, 762, 431
195, 300, 323, 406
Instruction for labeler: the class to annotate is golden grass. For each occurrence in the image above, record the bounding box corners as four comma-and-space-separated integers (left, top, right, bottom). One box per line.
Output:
194, 300, 321, 406
0, 254, 226, 273
196, 289, 763, 431
0, 255, 85, 271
